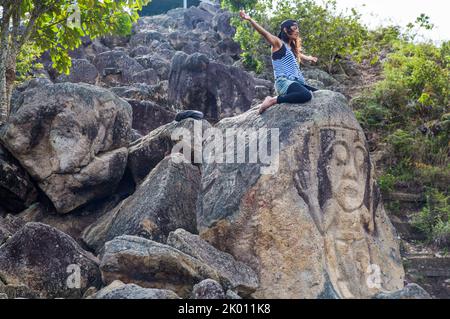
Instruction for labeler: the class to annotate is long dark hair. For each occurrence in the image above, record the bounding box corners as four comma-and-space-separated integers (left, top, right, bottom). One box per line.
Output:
278, 20, 302, 62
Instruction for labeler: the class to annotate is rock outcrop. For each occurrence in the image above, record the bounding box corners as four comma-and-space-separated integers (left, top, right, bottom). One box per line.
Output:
82, 154, 201, 252
0, 222, 101, 298
191, 279, 225, 299
92, 280, 180, 299
0, 144, 37, 213
197, 90, 405, 299
55, 59, 99, 85
0, 2, 423, 300
127, 118, 211, 184
167, 228, 259, 296
127, 99, 176, 136
0, 82, 132, 214
373, 284, 432, 299
98, 235, 222, 298
168, 52, 255, 121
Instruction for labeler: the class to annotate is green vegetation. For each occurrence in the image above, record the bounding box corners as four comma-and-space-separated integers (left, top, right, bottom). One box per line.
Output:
413, 189, 450, 247
360, 40, 449, 198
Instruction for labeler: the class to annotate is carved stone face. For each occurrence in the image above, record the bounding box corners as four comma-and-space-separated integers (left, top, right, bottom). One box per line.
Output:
321, 128, 369, 212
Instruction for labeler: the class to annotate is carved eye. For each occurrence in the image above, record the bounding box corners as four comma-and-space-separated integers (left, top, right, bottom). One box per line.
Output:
355, 147, 366, 167
333, 143, 348, 164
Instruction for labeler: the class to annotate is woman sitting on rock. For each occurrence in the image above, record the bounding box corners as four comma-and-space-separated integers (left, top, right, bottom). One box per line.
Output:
239, 10, 318, 114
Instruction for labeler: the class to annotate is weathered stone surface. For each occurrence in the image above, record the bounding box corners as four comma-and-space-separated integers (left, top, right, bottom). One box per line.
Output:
303, 68, 339, 87
373, 284, 432, 299
128, 118, 211, 184
167, 229, 259, 296
184, 6, 214, 29
191, 279, 225, 299
0, 222, 101, 298
168, 52, 255, 120
0, 83, 132, 214
197, 90, 405, 299
216, 38, 241, 59
0, 144, 37, 213
130, 45, 152, 58
127, 99, 176, 136
92, 280, 180, 299
0, 214, 25, 245
212, 11, 236, 39
17, 189, 132, 245
99, 236, 221, 297
131, 69, 159, 85
93, 50, 144, 85
55, 59, 99, 84
135, 55, 171, 80
225, 289, 242, 299
111, 82, 168, 105
99, 35, 130, 49
82, 154, 201, 252
0, 283, 37, 299
129, 31, 164, 48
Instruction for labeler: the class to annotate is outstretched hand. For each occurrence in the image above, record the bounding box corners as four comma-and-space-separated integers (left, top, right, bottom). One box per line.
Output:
309, 56, 319, 63
239, 10, 251, 21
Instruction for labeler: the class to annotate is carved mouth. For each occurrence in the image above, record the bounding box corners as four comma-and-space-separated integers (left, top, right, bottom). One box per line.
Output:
341, 181, 361, 198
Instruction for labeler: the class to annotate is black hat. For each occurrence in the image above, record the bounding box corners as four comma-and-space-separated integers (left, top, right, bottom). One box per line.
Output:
278, 19, 298, 38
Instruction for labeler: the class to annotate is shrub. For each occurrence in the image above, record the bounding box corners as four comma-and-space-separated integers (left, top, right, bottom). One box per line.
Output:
413, 188, 450, 247
378, 173, 396, 193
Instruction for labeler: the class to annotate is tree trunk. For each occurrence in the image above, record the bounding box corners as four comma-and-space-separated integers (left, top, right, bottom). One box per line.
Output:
0, 14, 11, 125
5, 52, 17, 118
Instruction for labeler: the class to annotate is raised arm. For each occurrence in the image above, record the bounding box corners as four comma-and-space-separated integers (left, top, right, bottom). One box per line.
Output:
299, 53, 319, 64
239, 10, 282, 50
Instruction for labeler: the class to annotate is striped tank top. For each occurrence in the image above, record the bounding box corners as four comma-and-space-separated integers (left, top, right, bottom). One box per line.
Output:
271, 42, 305, 84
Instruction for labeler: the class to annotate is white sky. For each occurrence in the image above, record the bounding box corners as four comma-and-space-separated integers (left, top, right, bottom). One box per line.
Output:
320, 0, 449, 43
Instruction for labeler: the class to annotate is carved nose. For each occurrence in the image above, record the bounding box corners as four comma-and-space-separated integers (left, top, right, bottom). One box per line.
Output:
343, 161, 358, 180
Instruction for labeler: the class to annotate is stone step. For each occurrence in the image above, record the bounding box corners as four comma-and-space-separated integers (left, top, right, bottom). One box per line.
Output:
404, 256, 450, 298
406, 257, 450, 277
384, 192, 425, 203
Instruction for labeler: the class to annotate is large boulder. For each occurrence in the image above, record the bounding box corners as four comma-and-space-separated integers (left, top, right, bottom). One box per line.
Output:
131, 69, 159, 86
111, 82, 168, 104
128, 118, 211, 184
373, 284, 432, 299
184, 6, 214, 29
168, 52, 255, 121
191, 279, 225, 299
55, 59, 99, 84
0, 82, 132, 214
167, 229, 259, 296
135, 54, 171, 80
99, 235, 221, 297
197, 90, 405, 299
93, 50, 144, 86
129, 31, 164, 48
127, 99, 176, 136
212, 11, 236, 39
17, 190, 131, 245
0, 214, 25, 245
82, 154, 201, 252
0, 144, 37, 213
92, 280, 180, 299
0, 222, 101, 298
